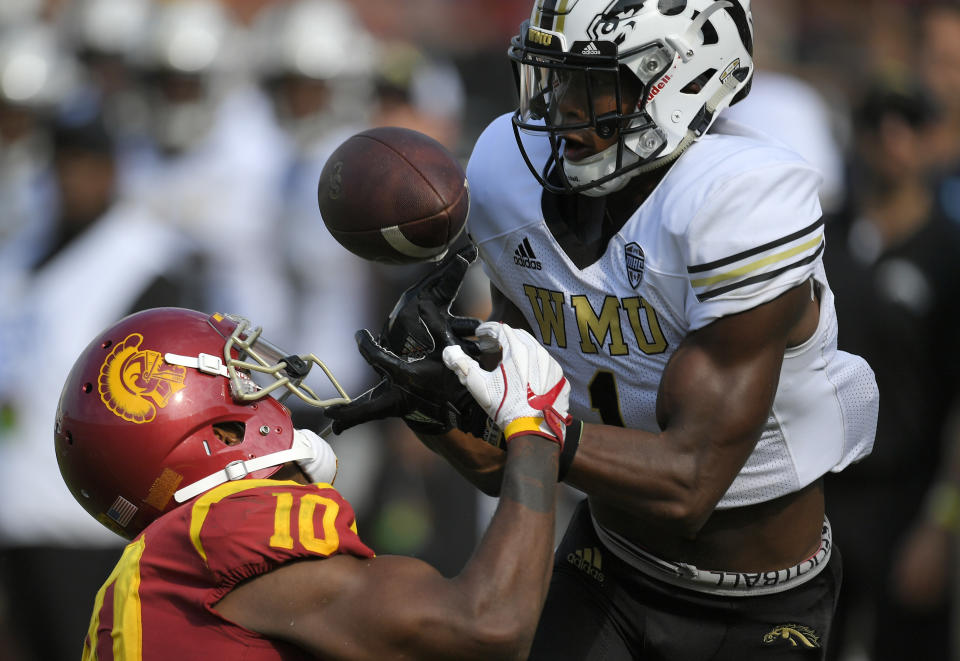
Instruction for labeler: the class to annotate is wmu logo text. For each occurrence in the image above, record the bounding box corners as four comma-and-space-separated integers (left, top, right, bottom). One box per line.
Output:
99, 333, 187, 423
567, 546, 605, 583
762, 624, 821, 649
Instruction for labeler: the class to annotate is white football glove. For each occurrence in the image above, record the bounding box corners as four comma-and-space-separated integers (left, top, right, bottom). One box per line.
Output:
292, 428, 339, 484
442, 322, 571, 446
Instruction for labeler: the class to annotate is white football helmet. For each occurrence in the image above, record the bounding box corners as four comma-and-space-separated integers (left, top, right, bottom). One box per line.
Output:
65, 0, 151, 57
131, 0, 237, 152
0, 22, 79, 110
253, 0, 375, 83
510, 0, 753, 196
252, 0, 376, 141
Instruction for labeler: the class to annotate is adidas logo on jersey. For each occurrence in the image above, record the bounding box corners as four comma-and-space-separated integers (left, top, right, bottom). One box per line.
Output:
514, 237, 542, 270
581, 41, 601, 55
567, 546, 605, 583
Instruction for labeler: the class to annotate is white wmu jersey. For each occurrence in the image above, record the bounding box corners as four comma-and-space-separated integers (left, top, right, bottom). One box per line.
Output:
466, 114, 878, 508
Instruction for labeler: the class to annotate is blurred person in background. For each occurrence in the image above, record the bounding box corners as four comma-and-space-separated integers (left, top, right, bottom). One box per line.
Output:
372, 40, 466, 154
724, 0, 848, 215
58, 0, 153, 167
251, 0, 378, 391
823, 83, 960, 661
0, 114, 199, 661
250, 0, 384, 516
920, 1, 960, 227
121, 0, 293, 328
0, 21, 79, 283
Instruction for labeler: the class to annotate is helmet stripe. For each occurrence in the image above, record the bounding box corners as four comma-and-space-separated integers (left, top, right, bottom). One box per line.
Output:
539, 0, 558, 30
556, 0, 571, 33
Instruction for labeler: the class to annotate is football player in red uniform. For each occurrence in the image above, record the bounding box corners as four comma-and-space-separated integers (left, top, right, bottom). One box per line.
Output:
56, 251, 573, 660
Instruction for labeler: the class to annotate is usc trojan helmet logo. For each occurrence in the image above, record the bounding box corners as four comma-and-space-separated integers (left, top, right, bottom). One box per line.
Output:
98, 333, 187, 423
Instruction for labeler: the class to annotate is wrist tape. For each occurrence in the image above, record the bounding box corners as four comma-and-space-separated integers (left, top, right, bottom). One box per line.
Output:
558, 419, 582, 482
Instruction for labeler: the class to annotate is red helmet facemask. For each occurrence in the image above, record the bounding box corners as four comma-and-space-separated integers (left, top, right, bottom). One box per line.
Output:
54, 307, 349, 539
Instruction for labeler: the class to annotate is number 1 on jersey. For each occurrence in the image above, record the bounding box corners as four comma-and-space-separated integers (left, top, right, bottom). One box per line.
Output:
589, 370, 625, 427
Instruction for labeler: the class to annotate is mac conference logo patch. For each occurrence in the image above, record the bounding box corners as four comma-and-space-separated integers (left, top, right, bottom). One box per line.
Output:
625, 242, 645, 288
99, 333, 187, 423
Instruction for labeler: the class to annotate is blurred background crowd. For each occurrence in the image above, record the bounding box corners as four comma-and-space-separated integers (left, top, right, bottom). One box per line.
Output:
0, 0, 958, 659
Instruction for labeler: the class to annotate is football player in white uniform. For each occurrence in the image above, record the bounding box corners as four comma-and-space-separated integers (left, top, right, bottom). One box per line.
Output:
328, 1, 879, 658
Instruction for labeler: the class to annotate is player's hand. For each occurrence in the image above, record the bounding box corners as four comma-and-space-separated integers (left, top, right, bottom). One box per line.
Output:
380, 243, 482, 360
324, 330, 497, 437
292, 428, 338, 484
326, 243, 502, 441
443, 322, 572, 446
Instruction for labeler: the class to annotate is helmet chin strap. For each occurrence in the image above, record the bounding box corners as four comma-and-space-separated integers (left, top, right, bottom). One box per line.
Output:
567, 131, 697, 198
173, 428, 319, 503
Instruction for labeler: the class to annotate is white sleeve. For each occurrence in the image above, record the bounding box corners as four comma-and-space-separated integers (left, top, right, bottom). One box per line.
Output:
681, 161, 824, 330
465, 113, 542, 298
465, 123, 510, 296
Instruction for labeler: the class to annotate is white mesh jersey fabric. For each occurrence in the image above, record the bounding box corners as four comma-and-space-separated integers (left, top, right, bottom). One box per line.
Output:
466, 113, 878, 508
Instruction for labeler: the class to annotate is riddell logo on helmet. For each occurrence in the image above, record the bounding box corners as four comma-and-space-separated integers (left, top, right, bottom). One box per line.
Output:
99, 333, 187, 424
647, 74, 671, 103
647, 74, 670, 103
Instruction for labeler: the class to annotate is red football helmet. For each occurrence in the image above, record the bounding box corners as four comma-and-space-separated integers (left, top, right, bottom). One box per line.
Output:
55, 307, 350, 539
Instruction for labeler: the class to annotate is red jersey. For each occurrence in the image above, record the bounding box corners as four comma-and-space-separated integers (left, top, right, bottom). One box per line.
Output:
82, 479, 375, 660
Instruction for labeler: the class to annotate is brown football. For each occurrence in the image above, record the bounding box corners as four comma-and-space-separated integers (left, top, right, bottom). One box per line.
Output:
317, 127, 469, 264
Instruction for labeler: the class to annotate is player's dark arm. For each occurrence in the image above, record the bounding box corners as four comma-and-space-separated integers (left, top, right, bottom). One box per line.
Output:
413, 284, 534, 495
418, 281, 816, 535
411, 283, 533, 494
217, 434, 558, 660
565, 280, 816, 537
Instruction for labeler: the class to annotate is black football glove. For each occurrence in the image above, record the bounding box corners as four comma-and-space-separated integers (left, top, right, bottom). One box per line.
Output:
325, 244, 503, 443
325, 328, 495, 437
380, 243, 482, 360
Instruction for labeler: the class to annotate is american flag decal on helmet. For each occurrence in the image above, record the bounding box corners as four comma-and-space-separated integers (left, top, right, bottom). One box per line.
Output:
687, 219, 825, 302
107, 495, 137, 527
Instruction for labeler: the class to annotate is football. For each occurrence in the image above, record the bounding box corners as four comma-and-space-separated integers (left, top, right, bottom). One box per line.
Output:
317, 127, 469, 264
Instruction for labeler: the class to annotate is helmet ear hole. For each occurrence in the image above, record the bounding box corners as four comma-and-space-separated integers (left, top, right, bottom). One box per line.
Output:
213, 421, 246, 446
680, 69, 716, 95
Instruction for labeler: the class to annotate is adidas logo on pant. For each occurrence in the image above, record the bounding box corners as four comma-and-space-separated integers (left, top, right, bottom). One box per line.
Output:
567, 546, 605, 583
514, 237, 542, 270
